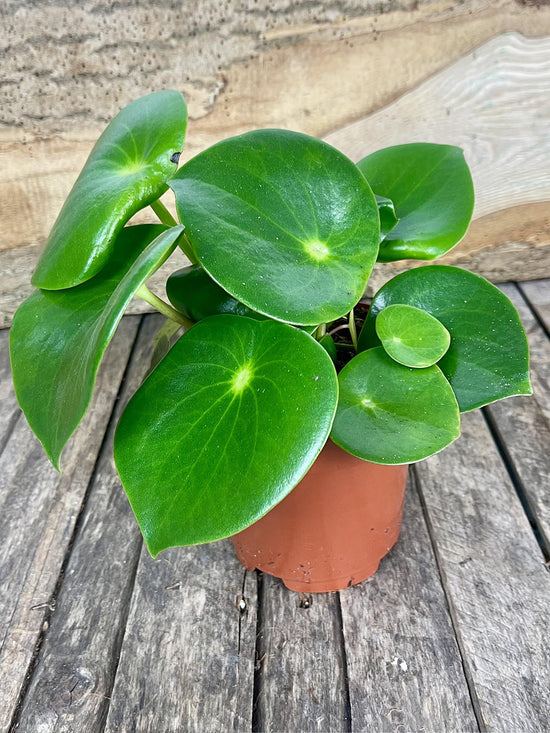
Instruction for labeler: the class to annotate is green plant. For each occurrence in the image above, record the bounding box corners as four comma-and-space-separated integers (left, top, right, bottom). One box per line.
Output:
10, 90, 531, 556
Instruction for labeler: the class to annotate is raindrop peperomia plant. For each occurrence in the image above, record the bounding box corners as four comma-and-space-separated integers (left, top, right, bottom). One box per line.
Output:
10, 90, 531, 557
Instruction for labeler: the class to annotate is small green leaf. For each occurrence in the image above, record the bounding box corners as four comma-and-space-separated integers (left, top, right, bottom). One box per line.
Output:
376, 195, 399, 239
375, 303, 450, 367
358, 143, 474, 262
166, 264, 266, 321
331, 347, 460, 464
169, 129, 379, 325
114, 315, 339, 554
358, 266, 532, 411
10, 225, 183, 468
32, 91, 187, 290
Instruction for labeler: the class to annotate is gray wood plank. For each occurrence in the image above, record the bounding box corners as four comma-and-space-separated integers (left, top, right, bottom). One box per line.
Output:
415, 409, 550, 733
0, 328, 20, 452
520, 279, 550, 332
486, 284, 550, 553
340, 473, 478, 733
254, 574, 349, 733
0, 317, 139, 733
13, 316, 166, 732
104, 541, 257, 733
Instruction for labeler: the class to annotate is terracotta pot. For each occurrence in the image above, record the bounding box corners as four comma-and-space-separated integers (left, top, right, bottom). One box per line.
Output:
232, 440, 408, 593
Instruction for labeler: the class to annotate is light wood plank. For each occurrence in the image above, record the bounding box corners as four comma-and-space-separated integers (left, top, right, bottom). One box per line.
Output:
415, 409, 550, 732
520, 278, 550, 332
0, 317, 139, 733
13, 316, 166, 732
104, 542, 257, 733
0, 329, 19, 451
254, 574, 349, 732
340, 474, 478, 733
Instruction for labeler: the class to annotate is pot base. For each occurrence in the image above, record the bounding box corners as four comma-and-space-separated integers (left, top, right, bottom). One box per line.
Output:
232, 441, 408, 593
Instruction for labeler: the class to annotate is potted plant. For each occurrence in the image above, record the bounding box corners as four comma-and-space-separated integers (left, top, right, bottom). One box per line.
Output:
10, 90, 531, 593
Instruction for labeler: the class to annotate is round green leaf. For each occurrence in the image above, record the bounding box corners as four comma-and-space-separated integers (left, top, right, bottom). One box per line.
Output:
357, 143, 474, 262
358, 266, 532, 412
32, 91, 187, 290
375, 303, 450, 367
169, 129, 379, 325
10, 225, 183, 468
331, 347, 460, 464
166, 264, 266, 321
114, 315, 339, 554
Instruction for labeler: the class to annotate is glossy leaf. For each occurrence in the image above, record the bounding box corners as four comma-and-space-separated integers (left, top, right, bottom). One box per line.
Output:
376, 195, 399, 239
32, 91, 187, 290
357, 143, 474, 262
358, 266, 532, 411
375, 303, 450, 368
10, 225, 183, 468
114, 315, 339, 554
331, 347, 460, 464
166, 264, 266, 321
319, 333, 337, 363
169, 129, 379, 325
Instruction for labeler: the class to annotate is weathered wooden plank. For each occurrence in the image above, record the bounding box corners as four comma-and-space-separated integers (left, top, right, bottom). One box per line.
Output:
0, 329, 19, 451
520, 278, 550, 332
339, 474, 478, 733
0, 317, 139, 733
254, 574, 349, 732
326, 32, 550, 293
104, 541, 257, 733
414, 409, 550, 732
12, 316, 165, 732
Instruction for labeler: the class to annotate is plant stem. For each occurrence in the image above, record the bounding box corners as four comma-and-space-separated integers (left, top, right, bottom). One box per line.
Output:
150, 198, 199, 265
150, 198, 178, 227
348, 308, 358, 350
316, 323, 327, 340
136, 284, 193, 329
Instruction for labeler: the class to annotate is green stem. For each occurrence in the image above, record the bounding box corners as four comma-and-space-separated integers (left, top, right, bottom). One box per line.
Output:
136, 284, 193, 329
151, 198, 199, 265
150, 198, 178, 227
316, 323, 327, 340
348, 308, 358, 351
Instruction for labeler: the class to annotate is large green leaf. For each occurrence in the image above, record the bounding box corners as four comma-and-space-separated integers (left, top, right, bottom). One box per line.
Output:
32, 91, 187, 290
357, 143, 474, 262
169, 129, 379, 325
375, 303, 450, 368
358, 266, 532, 411
331, 347, 460, 464
114, 315, 339, 554
10, 225, 183, 469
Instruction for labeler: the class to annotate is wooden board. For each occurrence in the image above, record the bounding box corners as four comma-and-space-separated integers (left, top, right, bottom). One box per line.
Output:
1, 0, 550, 326
0, 318, 139, 733
340, 474, 478, 732
414, 409, 550, 732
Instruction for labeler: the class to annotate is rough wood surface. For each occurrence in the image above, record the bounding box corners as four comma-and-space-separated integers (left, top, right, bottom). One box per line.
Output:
520, 278, 550, 332
414, 409, 550, 733
0, 317, 139, 733
340, 474, 478, 733
11, 316, 162, 733
253, 574, 349, 732
1, 1, 550, 325
104, 542, 257, 733
0, 329, 19, 451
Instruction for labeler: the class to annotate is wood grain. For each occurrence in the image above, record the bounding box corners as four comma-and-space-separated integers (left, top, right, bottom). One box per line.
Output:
0, 318, 139, 733
12, 316, 162, 733
104, 542, 257, 733
1, 1, 550, 325
254, 574, 349, 732
520, 278, 550, 330
340, 474, 478, 732
414, 409, 550, 732
0, 329, 19, 451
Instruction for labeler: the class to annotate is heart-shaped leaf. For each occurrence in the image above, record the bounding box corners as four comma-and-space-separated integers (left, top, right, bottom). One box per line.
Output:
358, 266, 532, 411
166, 264, 267, 321
357, 144, 474, 262
375, 303, 450, 367
331, 347, 460, 464
32, 91, 187, 290
169, 129, 379, 325
114, 315, 339, 554
10, 224, 183, 468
